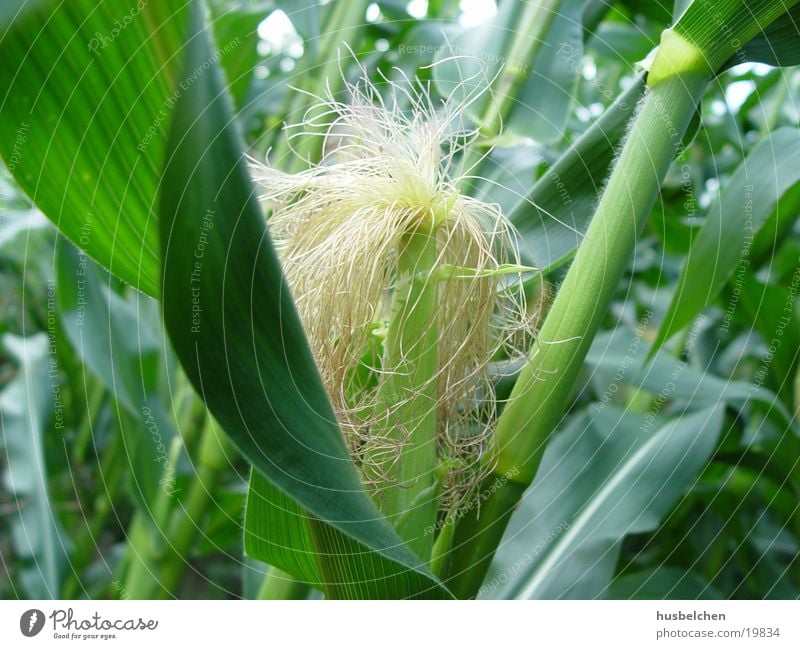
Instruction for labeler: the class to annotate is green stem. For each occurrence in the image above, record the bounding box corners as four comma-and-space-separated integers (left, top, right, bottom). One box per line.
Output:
72, 378, 105, 463
367, 221, 441, 561
497, 55, 710, 481
482, 0, 562, 136
441, 33, 713, 599
150, 417, 230, 597
62, 428, 124, 598
123, 435, 183, 598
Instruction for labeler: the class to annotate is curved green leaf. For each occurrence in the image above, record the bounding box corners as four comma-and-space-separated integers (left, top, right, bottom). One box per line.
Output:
244, 470, 321, 586
672, 0, 800, 73
159, 2, 450, 599
0, 0, 191, 296
652, 127, 800, 354
482, 405, 724, 599
726, 6, 800, 69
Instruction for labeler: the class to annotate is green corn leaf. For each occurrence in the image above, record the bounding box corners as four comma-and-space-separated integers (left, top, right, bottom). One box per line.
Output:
207, 2, 266, 110
0, 0, 191, 297
159, 2, 450, 599
651, 127, 800, 355
737, 273, 800, 402
482, 405, 724, 599
726, 6, 800, 69
609, 568, 723, 599
0, 334, 69, 598
670, 0, 800, 74
588, 327, 796, 429
244, 470, 321, 586
55, 242, 176, 509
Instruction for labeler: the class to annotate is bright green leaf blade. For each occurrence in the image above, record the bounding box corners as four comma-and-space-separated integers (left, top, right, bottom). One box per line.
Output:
159, 3, 450, 599
651, 127, 800, 354
0, 0, 191, 296
244, 470, 322, 586
728, 6, 800, 69
483, 405, 724, 599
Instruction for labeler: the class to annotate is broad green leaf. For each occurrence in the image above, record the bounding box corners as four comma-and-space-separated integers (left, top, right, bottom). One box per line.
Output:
244, 470, 321, 585
725, 6, 800, 69
0, 334, 68, 598
432, 0, 583, 143
652, 128, 800, 354
55, 242, 176, 508
672, 0, 800, 74
482, 405, 724, 599
0, 0, 191, 296
159, 3, 450, 599
738, 273, 800, 402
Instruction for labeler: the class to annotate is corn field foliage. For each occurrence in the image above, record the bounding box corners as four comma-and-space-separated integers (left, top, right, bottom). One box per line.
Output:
1, 0, 800, 600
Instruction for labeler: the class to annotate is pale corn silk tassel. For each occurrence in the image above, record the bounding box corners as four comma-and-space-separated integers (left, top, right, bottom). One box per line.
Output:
250, 63, 539, 515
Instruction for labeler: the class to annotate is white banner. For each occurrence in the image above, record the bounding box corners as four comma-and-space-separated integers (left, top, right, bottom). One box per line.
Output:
1, 600, 797, 648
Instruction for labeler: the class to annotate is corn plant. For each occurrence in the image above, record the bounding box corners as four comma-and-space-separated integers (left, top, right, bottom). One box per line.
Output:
1, 0, 799, 600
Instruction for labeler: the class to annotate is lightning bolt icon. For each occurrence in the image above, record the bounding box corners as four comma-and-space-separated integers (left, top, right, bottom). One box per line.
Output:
28, 611, 38, 632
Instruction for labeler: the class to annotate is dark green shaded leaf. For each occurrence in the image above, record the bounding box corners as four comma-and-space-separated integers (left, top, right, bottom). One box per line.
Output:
609, 567, 722, 599
726, 6, 800, 69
